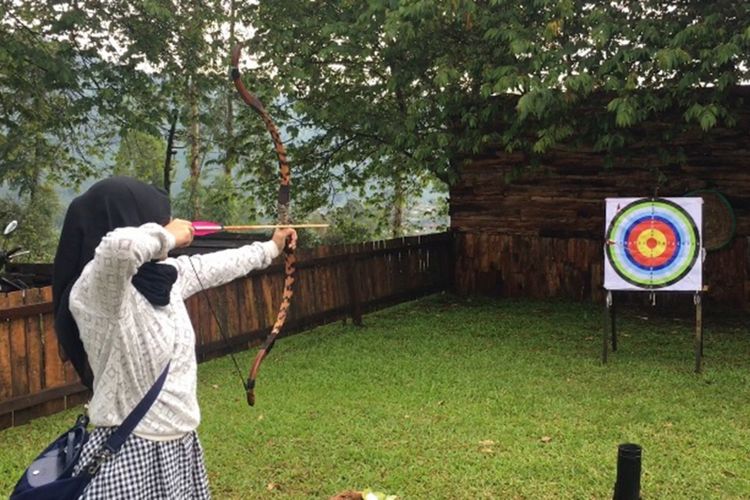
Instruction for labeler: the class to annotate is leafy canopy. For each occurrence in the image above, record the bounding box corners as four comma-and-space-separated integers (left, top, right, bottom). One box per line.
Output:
249, 0, 749, 182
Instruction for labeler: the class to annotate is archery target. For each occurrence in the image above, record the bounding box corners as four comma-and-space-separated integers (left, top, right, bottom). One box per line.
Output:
604, 198, 703, 291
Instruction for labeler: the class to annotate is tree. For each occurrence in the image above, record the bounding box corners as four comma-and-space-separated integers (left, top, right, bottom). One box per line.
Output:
1, 4, 101, 189
504, 1, 750, 156
247, 0, 750, 193
244, 1, 454, 233
4, 1, 745, 252
1, 0, 246, 213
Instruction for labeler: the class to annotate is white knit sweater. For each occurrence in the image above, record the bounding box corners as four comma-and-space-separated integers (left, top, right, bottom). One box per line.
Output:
69, 223, 280, 440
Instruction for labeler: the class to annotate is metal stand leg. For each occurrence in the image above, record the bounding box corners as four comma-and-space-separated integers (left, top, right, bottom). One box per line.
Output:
694, 292, 703, 373
604, 291, 615, 364
611, 295, 617, 352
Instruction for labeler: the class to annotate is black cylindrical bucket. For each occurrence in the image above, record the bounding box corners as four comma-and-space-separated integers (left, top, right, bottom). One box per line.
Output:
613, 443, 642, 500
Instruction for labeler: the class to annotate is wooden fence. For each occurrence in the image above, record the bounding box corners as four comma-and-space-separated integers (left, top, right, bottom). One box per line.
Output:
0, 232, 453, 429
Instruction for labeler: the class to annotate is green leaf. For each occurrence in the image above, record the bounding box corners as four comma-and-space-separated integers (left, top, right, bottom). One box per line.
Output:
607, 97, 638, 127
565, 73, 593, 94
510, 38, 531, 56
698, 105, 718, 131
714, 43, 738, 65
683, 103, 719, 131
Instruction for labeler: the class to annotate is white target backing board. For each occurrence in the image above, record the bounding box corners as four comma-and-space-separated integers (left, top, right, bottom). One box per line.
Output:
604, 197, 703, 291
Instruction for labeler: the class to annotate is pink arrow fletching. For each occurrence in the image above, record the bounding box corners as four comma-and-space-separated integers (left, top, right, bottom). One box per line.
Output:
192, 220, 224, 237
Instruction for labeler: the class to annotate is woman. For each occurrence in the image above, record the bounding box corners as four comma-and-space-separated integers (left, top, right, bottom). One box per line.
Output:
52, 176, 296, 498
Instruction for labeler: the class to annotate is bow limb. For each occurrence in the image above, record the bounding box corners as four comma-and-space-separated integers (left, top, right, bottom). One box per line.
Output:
231, 44, 297, 406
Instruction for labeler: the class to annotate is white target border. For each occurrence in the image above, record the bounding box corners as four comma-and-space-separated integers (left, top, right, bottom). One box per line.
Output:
604, 197, 703, 291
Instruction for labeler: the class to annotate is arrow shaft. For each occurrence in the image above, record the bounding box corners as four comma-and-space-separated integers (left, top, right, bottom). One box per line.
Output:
191, 221, 328, 237
222, 224, 329, 230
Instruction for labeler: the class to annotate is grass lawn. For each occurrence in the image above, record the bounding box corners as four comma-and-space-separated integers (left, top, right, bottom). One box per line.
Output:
1, 294, 749, 499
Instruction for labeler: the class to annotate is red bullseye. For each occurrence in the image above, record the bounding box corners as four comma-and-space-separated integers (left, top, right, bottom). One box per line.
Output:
626, 220, 676, 267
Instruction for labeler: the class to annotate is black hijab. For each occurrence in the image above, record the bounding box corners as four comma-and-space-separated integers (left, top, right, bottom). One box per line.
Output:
52, 176, 176, 388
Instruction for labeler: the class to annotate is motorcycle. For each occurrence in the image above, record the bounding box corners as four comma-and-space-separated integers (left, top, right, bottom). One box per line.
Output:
0, 220, 31, 292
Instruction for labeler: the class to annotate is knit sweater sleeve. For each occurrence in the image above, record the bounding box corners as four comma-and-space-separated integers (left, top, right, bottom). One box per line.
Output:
71, 223, 176, 316
169, 240, 280, 300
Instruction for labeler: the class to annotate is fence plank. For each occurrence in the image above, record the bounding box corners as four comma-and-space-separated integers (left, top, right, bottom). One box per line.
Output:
26, 293, 44, 394
0, 303, 13, 400
226, 282, 241, 345
240, 278, 258, 337
346, 254, 362, 325
9, 292, 27, 397
40, 287, 64, 389
207, 288, 221, 347
260, 274, 275, 326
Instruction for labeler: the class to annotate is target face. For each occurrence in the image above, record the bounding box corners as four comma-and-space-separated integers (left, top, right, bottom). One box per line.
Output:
604, 198, 703, 291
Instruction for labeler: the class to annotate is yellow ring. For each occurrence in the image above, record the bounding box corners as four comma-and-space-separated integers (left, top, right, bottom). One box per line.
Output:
636, 228, 667, 258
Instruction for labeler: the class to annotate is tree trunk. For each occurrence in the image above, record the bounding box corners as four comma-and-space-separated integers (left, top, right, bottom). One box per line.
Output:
225, 0, 237, 176
391, 72, 408, 238
391, 172, 405, 237
187, 75, 202, 218
163, 110, 178, 195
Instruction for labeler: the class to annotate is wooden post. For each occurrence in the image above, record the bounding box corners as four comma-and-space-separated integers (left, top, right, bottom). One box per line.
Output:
694, 292, 703, 373
610, 294, 617, 353
346, 254, 363, 326
603, 290, 614, 364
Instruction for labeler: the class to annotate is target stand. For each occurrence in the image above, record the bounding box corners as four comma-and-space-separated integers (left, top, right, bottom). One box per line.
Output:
602, 197, 706, 372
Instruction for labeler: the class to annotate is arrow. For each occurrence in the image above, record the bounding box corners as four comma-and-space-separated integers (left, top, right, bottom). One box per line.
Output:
192, 220, 329, 237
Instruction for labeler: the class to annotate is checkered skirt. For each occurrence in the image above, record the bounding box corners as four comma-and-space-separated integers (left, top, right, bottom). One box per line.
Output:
72, 427, 211, 499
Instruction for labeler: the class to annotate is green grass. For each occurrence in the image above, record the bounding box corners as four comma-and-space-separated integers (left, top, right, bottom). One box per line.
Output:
2, 294, 749, 499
